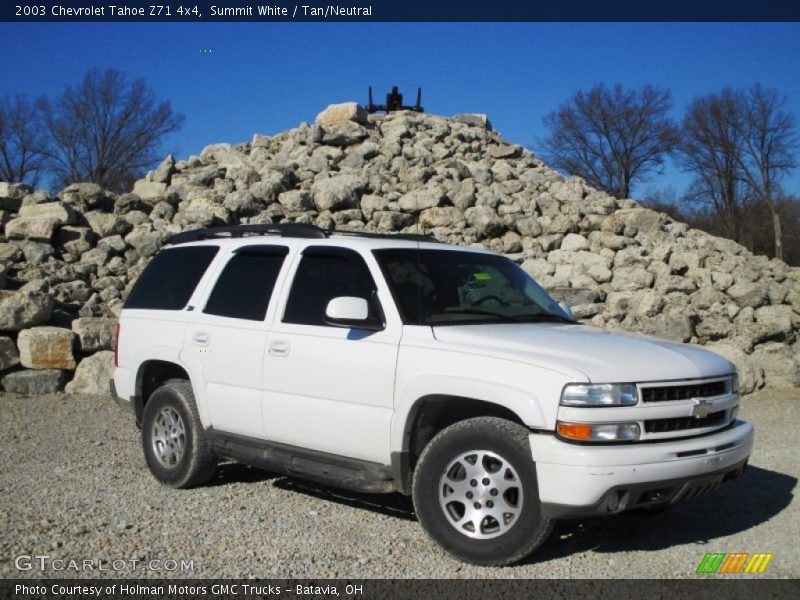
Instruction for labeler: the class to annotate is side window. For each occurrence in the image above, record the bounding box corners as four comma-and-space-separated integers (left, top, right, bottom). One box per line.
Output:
203, 247, 288, 321
283, 248, 379, 327
124, 246, 219, 310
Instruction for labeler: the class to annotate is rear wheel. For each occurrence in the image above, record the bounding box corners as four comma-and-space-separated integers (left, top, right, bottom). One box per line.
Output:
412, 417, 554, 566
141, 380, 217, 488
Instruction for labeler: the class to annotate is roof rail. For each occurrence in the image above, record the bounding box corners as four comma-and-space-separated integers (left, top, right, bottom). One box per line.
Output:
167, 223, 440, 245
329, 230, 438, 243
168, 223, 327, 245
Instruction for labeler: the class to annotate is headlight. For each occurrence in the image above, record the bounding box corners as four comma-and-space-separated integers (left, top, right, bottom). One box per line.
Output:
730, 373, 740, 394
560, 383, 639, 407
557, 421, 641, 442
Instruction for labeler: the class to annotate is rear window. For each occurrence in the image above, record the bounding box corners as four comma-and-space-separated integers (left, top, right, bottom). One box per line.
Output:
124, 246, 219, 310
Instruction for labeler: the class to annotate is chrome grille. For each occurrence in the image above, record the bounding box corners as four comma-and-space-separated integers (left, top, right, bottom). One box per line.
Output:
644, 410, 727, 434
641, 380, 727, 403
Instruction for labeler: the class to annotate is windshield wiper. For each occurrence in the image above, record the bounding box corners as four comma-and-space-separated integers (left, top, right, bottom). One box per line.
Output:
436, 306, 524, 322
516, 313, 577, 324
435, 307, 577, 325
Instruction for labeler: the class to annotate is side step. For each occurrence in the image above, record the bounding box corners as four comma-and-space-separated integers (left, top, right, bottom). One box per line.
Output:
207, 430, 397, 494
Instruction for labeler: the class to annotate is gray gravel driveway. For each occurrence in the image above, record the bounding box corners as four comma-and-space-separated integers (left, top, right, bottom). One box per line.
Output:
0, 389, 797, 579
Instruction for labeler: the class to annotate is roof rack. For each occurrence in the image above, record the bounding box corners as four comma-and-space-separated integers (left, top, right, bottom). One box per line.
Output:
329, 230, 437, 243
167, 223, 326, 245
167, 223, 439, 245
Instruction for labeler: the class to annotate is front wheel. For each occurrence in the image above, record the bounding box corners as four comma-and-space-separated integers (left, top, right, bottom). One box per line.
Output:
412, 417, 554, 566
141, 379, 217, 488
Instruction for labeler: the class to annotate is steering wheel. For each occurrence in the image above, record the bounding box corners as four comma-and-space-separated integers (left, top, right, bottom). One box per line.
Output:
476, 295, 509, 307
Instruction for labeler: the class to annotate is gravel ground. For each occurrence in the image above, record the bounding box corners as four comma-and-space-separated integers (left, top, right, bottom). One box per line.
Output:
0, 389, 797, 579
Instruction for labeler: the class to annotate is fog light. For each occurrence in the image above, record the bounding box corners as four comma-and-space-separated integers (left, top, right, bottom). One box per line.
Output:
607, 492, 620, 512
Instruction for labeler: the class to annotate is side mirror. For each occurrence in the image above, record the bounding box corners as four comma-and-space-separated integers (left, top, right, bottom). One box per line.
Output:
324, 296, 382, 331
557, 301, 574, 321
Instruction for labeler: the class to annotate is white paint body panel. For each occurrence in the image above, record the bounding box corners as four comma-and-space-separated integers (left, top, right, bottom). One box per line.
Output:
114, 235, 752, 511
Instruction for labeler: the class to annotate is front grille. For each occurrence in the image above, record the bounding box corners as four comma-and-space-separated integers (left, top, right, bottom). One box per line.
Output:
644, 410, 727, 434
641, 380, 727, 403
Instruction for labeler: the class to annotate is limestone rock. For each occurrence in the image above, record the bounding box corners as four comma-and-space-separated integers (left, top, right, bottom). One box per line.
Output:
5, 216, 61, 242
315, 102, 368, 126
0, 336, 20, 372
72, 317, 117, 352
465, 206, 505, 239
751, 342, 800, 388
65, 351, 115, 394
18, 326, 76, 370
0, 291, 54, 332
1, 369, 67, 395
398, 187, 444, 213
311, 174, 366, 212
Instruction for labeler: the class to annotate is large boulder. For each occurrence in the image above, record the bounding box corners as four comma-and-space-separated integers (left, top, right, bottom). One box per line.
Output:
0, 291, 54, 332
4, 216, 61, 242
0, 182, 33, 210
0, 336, 20, 372
751, 342, 800, 388
132, 180, 168, 204
17, 326, 76, 370
465, 206, 506, 239
65, 351, 115, 395
1, 369, 67, 395
315, 102, 368, 126
311, 174, 366, 212
703, 342, 763, 394
72, 317, 117, 352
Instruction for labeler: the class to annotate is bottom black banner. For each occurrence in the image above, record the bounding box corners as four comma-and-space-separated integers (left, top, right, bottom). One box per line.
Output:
2, 579, 799, 600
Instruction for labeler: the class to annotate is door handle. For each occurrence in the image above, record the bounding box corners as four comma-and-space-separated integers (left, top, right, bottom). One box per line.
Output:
193, 332, 210, 346
268, 340, 290, 357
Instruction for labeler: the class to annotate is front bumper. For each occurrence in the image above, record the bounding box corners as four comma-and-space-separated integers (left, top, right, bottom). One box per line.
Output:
530, 419, 753, 518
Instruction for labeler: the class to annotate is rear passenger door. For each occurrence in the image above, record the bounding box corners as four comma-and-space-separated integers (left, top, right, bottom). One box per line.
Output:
262, 246, 401, 464
184, 245, 288, 438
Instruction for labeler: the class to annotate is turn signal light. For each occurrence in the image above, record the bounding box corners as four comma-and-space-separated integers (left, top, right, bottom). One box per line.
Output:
556, 422, 593, 440
557, 421, 641, 442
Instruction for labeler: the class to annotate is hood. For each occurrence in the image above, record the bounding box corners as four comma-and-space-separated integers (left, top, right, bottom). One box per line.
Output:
431, 323, 734, 383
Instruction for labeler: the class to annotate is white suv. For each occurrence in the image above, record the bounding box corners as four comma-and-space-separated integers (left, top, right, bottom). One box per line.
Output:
112, 223, 753, 565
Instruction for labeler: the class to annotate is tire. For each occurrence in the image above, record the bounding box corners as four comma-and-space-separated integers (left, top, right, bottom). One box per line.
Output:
141, 379, 217, 488
412, 417, 555, 566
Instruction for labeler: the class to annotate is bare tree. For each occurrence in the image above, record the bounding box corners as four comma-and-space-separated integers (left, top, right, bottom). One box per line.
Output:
540, 83, 679, 199
41, 68, 184, 192
735, 85, 798, 261
0, 94, 50, 185
677, 88, 750, 242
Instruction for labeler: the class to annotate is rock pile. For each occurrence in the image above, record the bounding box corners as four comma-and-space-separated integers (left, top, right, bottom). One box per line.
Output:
1, 102, 799, 394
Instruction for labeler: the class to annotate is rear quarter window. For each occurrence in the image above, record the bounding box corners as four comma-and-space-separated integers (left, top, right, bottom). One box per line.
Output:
124, 246, 219, 310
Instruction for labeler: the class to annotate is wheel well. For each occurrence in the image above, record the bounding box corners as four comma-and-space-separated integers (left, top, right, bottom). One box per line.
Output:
137, 360, 190, 408
396, 395, 525, 492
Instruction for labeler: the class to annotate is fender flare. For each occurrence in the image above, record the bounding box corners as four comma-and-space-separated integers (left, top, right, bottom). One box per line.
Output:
391, 374, 547, 454
131, 346, 210, 427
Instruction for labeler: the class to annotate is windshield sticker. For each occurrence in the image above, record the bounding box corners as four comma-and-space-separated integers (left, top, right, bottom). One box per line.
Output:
473, 273, 492, 281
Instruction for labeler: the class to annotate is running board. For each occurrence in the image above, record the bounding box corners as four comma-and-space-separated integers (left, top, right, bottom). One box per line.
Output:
207, 430, 397, 494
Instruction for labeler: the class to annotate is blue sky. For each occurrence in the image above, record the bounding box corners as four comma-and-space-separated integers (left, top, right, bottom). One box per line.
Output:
2, 22, 799, 198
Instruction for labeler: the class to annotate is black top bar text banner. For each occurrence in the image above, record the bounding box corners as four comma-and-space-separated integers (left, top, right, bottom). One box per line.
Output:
4, 1, 800, 23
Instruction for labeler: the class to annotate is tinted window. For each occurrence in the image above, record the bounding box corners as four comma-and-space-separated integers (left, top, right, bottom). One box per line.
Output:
373, 249, 569, 325
283, 248, 379, 327
125, 246, 219, 310
204, 247, 288, 321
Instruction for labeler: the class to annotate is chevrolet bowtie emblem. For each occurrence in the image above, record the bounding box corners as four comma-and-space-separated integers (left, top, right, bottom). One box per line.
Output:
692, 400, 712, 419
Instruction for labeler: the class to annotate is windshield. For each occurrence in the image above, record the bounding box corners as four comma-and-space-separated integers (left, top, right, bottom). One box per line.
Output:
373, 248, 573, 326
